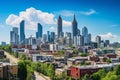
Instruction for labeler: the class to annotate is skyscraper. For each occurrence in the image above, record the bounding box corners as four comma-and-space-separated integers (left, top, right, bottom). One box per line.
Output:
77, 29, 80, 36
10, 27, 19, 45
72, 15, 78, 39
20, 20, 25, 44
82, 26, 88, 36
88, 33, 91, 44
82, 26, 88, 45
47, 31, 50, 42
95, 36, 101, 44
50, 32, 55, 43
36, 23, 42, 39
57, 15, 62, 38
43, 34, 47, 42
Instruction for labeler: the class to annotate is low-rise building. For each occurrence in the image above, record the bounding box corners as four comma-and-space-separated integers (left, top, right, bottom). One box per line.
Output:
67, 57, 88, 66
70, 65, 100, 79
31, 54, 54, 62
0, 62, 18, 80
70, 62, 120, 79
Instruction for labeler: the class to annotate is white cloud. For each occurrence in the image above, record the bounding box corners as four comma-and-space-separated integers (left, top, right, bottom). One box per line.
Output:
6, 7, 71, 30
100, 32, 120, 43
80, 9, 97, 16
63, 20, 71, 27
50, 26, 55, 31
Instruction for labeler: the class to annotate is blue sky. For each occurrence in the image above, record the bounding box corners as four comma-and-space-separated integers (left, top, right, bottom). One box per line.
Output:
0, 0, 120, 43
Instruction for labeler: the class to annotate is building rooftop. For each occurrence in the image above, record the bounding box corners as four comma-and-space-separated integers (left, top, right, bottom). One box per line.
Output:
75, 62, 120, 69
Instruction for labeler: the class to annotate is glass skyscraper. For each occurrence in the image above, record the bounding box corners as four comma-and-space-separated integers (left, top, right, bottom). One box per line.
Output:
72, 15, 78, 39
50, 32, 55, 43
36, 23, 42, 39
82, 26, 88, 36
57, 15, 62, 38
82, 26, 89, 45
10, 27, 19, 45
20, 20, 25, 44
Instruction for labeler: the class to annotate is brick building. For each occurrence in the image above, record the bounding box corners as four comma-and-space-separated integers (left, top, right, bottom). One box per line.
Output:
70, 66, 101, 79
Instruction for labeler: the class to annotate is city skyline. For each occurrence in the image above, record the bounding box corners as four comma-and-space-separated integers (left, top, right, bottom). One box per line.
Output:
0, 0, 120, 43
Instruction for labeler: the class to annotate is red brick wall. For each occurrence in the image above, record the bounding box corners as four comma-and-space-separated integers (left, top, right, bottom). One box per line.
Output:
70, 67, 101, 79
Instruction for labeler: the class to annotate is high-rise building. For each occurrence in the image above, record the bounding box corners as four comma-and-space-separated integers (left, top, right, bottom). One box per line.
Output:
82, 26, 89, 45
65, 32, 71, 38
95, 36, 101, 44
47, 31, 50, 42
60, 32, 64, 38
74, 35, 81, 46
36, 23, 42, 39
88, 33, 91, 44
29, 36, 36, 45
43, 34, 47, 42
77, 29, 80, 36
105, 40, 110, 46
80, 35, 84, 46
57, 15, 62, 38
10, 27, 19, 45
1, 42, 6, 46
50, 32, 55, 43
82, 26, 88, 36
72, 15, 78, 39
20, 20, 25, 44
65, 32, 72, 46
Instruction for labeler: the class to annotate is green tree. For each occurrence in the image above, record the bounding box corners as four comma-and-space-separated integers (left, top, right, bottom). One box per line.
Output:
109, 75, 118, 80
96, 69, 107, 79
48, 64, 55, 79
14, 52, 19, 58
31, 62, 37, 70
18, 60, 27, 80
3, 44, 12, 54
114, 65, 120, 75
82, 74, 90, 80
59, 50, 64, 55
26, 65, 34, 80
90, 73, 100, 80
43, 63, 48, 75
80, 53, 88, 57
103, 57, 107, 62
20, 54, 27, 60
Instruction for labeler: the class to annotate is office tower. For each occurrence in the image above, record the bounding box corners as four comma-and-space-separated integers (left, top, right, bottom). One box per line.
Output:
72, 15, 78, 39
10, 27, 19, 45
20, 20, 25, 44
95, 36, 101, 44
25, 38, 29, 45
29, 36, 36, 45
1, 42, 6, 46
10, 31, 14, 44
82, 26, 88, 36
65, 32, 71, 38
65, 32, 72, 46
82, 26, 88, 45
105, 40, 110, 46
36, 23, 42, 39
50, 32, 55, 43
80, 35, 84, 46
57, 15, 62, 38
43, 34, 47, 42
77, 29, 80, 36
88, 33, 91, 44
60, 32, 64, 38
47, 31, 50, 42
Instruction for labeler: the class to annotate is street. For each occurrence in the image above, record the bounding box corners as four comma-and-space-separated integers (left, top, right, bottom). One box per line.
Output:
4, 52, 50, 80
